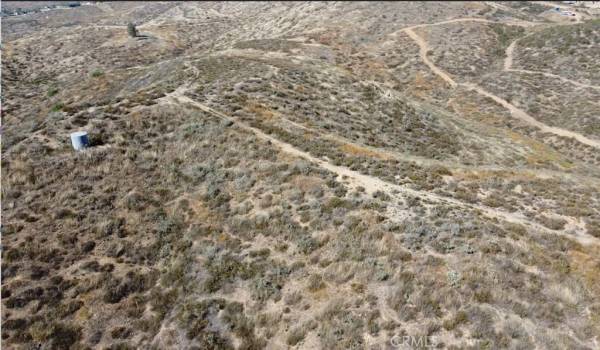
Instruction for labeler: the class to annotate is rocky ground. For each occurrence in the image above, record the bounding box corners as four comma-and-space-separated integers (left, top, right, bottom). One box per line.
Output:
2, 2, 600, 349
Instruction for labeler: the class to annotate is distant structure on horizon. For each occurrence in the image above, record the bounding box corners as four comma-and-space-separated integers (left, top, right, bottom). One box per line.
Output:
561, 1, 600, 8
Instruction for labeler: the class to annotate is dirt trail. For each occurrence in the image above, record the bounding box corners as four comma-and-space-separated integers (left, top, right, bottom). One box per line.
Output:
403, 28, 457, 88
504, 39, 600, 89
504, 39, 517, 71
394, 17, 538, 89
403, 20, 600, 149
463, 82, 600, 148
275, 111, 600, 185
508, 68, 600, 89
162, 86, 599, 247
395, 17, 539, 33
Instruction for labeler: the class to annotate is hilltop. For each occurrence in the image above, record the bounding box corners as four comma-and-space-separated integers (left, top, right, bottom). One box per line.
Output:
2, 2, 600, 349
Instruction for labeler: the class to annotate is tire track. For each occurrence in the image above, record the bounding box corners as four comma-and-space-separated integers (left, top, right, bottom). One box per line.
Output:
504, 37, 600, 90
162, 86, 599, 247
463, 82, 600, 148
403, 27, 457, 88
402, 20, 600, 149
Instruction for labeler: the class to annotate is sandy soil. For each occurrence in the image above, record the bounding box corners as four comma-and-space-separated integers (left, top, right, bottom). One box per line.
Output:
504, 37, 600, 89
402, 18, 600, 149
164, 86, 600, 247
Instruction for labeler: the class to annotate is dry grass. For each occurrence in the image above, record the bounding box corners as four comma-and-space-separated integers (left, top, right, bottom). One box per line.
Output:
244, 101, 278, 121
339, 143, 389, 160
3, 2, 600, 349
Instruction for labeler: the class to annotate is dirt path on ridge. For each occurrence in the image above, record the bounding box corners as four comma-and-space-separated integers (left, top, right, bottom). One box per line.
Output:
161, 86, 599, 247
402, 20, 600, 149
504, 38, 600, 90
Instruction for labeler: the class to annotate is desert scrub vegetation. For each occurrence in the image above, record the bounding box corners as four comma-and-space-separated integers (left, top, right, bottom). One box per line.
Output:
503, 1, 549, 15
47, 86, 59, 97
50, 102, 64, 112
476, 70, 600, 139
208, 58, 466, 162
537, 215, 567, 231
237, 116, 453, 191
515, 19, 600, 85
489, 23, 525, 53
0, 101, 290, 347
3, 2, 600, 348
233, 39, 301, 53
423, 22, 524, 78
91, 69, 105, 78
4, 89, 420, 347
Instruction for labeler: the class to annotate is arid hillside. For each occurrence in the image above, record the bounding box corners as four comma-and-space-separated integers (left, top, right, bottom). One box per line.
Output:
2, 2, 600, 349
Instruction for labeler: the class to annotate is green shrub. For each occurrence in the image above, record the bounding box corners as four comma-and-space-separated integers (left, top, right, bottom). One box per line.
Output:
204, 254, 258, 292
51, 102, 64, 112
47, 87, 58, 97
296, 235, 319, 255
322, 197, 353, 214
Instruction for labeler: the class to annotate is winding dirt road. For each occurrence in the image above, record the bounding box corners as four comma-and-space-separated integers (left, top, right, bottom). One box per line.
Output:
463, 82, 600, 148
150, 15, 600, 246
395, 17, 538, 89
402, 19, 600, 149
273, 104, 600, 185
162, 86, 599, 246
504, 38, 600, 90
403, 28, 458, 88
393, 17, 539, 33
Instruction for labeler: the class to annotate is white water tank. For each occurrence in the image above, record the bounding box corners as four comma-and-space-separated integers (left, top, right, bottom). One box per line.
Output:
70, 131, 89, 151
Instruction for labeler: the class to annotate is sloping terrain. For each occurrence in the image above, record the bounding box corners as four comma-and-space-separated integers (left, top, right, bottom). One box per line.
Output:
514, 19, 600, 85
2, 2, 600, 349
